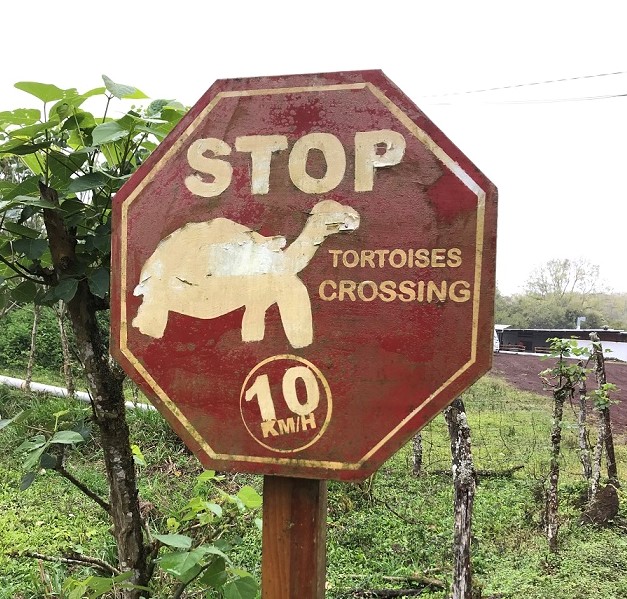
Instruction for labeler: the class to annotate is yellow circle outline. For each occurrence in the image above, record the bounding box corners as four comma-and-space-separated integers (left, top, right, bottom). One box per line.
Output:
239, 354, 332, 453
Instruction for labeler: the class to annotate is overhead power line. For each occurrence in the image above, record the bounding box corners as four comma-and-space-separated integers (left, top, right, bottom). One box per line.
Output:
427, 91, 627, 106
419, 70, 627, 99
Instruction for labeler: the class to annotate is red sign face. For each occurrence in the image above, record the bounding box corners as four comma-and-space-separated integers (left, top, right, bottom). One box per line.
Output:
111, 70, 497, 481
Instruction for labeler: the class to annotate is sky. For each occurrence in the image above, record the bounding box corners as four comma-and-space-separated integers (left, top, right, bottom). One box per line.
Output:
1, 0, 626, 295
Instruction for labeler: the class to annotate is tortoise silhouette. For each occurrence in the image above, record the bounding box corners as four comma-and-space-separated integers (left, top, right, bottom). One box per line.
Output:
132, 199, 360, 348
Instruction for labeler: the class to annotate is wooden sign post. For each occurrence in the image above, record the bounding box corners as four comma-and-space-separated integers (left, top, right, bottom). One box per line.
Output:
262, 477, 327, 598
111, 70, 497, 594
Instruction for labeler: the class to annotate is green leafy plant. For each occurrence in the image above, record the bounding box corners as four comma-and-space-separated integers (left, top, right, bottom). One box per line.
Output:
589, 382, 618, 410
0, 76, 184, 309
61, 470, 261, 598
0, 76, 191, 595
539, 337, 590, 552
152, 470, 261, 597
15, 407, 89, 491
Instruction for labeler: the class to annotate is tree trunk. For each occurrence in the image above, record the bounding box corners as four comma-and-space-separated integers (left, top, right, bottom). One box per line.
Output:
444, 398, 478, 599
56, 301, 75, 396
590, 406, 606, 499
576, 361, 591, 482
546, 388, 566, 553
24, 305, 40, 392
412, 433, 423, 476
589, 333, 619, 487
41, 183, 149, 596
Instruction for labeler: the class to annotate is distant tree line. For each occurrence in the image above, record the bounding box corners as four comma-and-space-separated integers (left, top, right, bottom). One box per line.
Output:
496, 258, 627, 329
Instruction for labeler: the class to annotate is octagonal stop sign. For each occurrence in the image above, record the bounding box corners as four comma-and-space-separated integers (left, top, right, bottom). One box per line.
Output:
111, 70, 497, 481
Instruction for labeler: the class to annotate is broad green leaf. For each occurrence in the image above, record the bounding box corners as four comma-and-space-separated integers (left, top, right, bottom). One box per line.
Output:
223, 575, 258, 599
62, 110, 97, 132
88, 268, 110, 299
146, 99, 172, 117
67, 172, 108, 193
0, 140, 51, 155
158, 548, 206, 577
3, 222, 41, 239
0, 175, 40, 202
0, 240, 12, 258
1, 195, 58, 211
165, 101, 186, 112
92, 227, 111, 253
92, 121, 129, 145
102, 75, 148, 100
205, 502, 223, 518
197, 544, 229, 562
0, 410, 24, 431
53, 278, 79, 302
14, 82, 69, 103
82, 86, 106, 99
18, 153, 44, 176
116, 111, 141, 130
72, 420, 92, 441
9, 120, 59, 140
0, 108, 41, 127
131, 443, 146, 466
74, 575, 113, 596
99, 139, 125, 166
11, 280, 40, 303
50, 430, 85, 445
198, 556, 227, 589
12, 238, 47, 260
53, 101, 72, 121
50, 89, 93, 116
68, 143, 97, 155
48, 150, 86, 188
197, 470, 216, 483
23, 445, 47, 470
154, 534, 192, 549
237, 485, 262, 509
17, 435, 47, 452
20, 471, 38, 491
165, 517, 180, 532
60, 197, 95, 226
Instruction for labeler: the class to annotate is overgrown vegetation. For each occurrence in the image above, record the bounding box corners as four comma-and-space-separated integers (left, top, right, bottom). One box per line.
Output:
0, 305, 76, 375
1, 375, 625, 598
0, 77, 192, 595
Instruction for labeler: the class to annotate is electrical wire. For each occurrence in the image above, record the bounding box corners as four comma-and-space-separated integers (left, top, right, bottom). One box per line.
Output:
426, 92, 627, 106
418, 70, 627, 99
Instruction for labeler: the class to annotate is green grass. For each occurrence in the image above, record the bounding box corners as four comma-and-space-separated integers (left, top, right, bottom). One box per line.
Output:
1, 375, 626, 598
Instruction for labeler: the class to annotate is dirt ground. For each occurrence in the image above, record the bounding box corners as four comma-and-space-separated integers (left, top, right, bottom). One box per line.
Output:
490, 352, 627, 434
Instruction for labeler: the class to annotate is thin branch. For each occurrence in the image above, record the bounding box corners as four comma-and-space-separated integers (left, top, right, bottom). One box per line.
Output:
172, 560, 214, 599
8, 549, 120, 576
348, 589, 425, 598
47, 149, 89, 177
55, 465, 111, 513
0, 254, 47, 284
372, 496, 419, 527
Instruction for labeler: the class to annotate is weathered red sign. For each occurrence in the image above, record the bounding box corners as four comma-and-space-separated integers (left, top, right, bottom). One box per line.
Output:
111, 70, 497, 481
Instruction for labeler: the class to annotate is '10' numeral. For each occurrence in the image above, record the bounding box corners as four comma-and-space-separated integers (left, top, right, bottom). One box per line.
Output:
245, 366, 320, 421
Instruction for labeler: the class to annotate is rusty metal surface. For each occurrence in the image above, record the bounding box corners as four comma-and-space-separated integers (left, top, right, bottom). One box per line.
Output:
111, 70, 497, 481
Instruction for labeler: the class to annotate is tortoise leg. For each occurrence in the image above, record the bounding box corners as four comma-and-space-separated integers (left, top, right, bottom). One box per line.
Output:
276, 279, 313, 348
242, 303, 267, 343
132, 301, 169, 339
